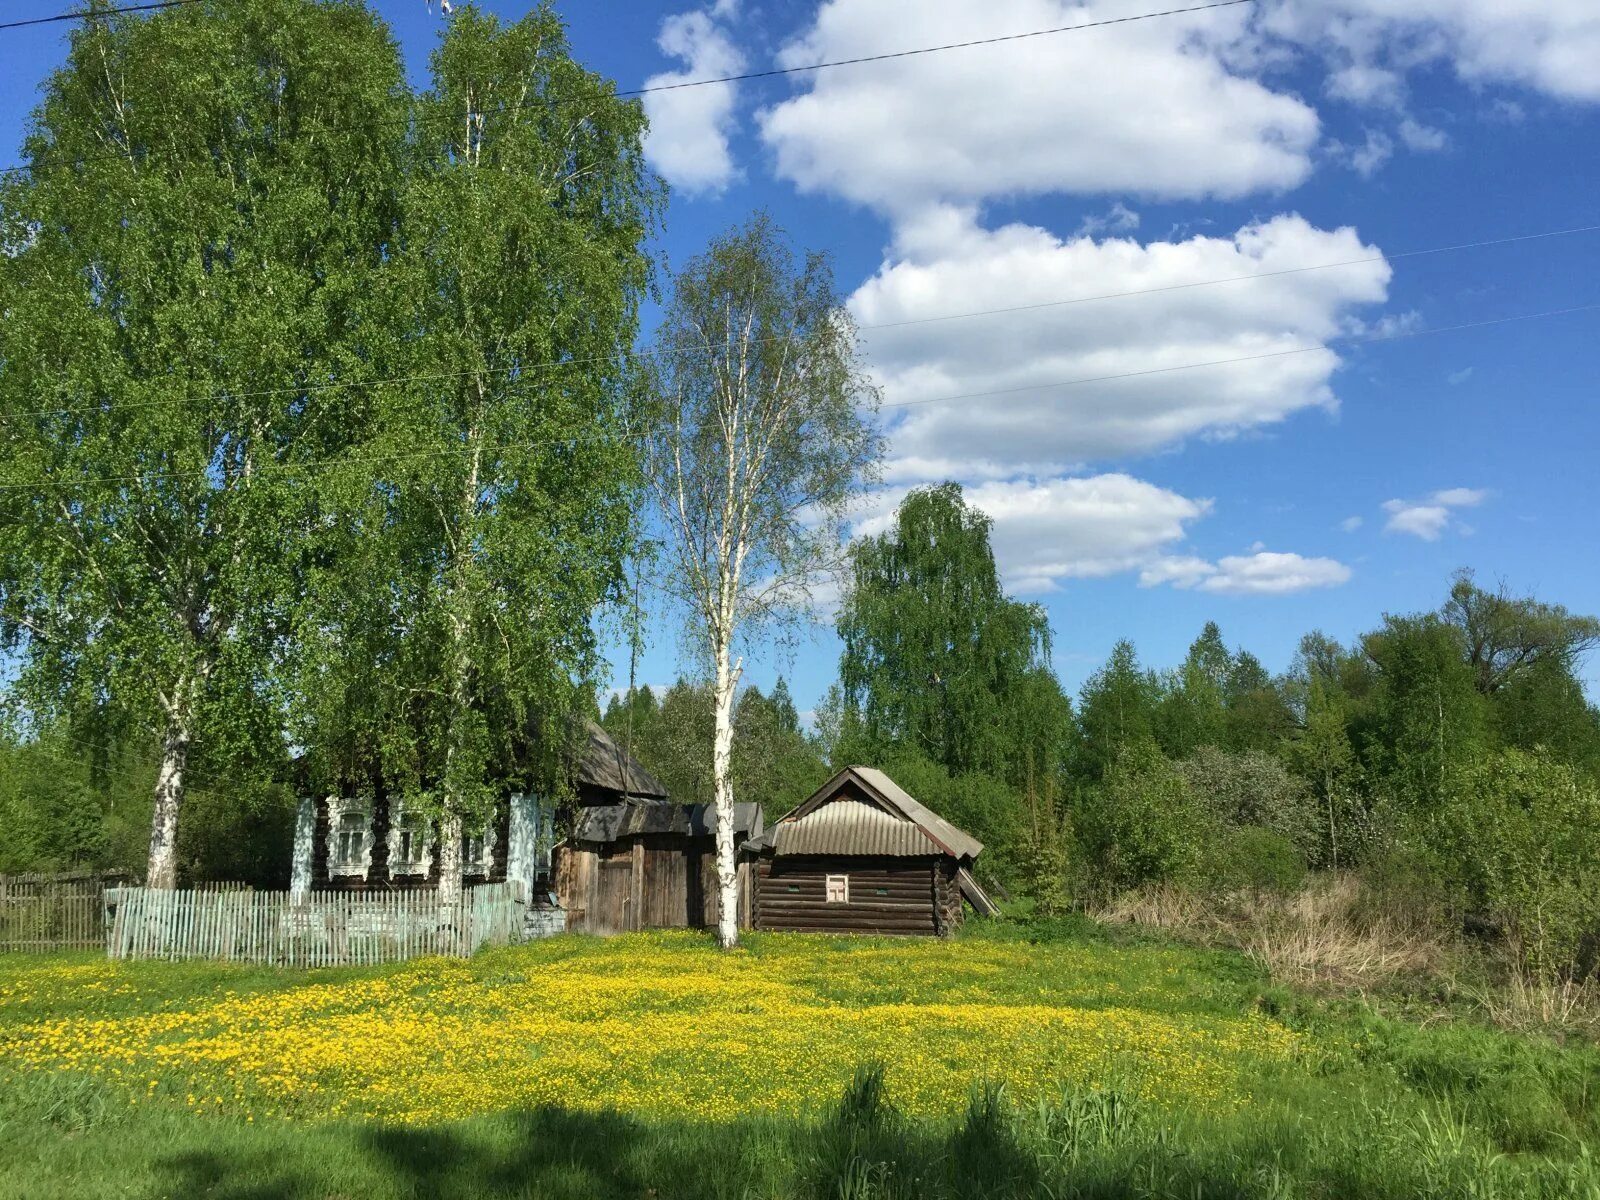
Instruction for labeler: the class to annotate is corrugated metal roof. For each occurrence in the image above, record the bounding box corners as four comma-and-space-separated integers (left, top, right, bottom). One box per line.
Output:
773, 799, 940, 857
849, 766, 984, 861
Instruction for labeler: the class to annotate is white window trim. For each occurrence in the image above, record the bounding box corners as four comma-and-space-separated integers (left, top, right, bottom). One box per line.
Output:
825, 874, 849, 904
461, 818, 499, 877
385, 800, 437, 879
326, 795, 373, 879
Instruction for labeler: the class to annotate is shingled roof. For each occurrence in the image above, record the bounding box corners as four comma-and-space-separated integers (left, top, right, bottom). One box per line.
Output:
571, 719, 669, 799
572, 801, 763, 843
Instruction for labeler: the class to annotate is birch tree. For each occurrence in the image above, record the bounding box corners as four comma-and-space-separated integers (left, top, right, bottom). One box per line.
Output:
641, 216, 880, 947
0, 0, 406, 887
297, 4, 655, 904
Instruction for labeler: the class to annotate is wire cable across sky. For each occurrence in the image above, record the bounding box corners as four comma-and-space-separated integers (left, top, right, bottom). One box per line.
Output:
0, 0, 1256, 178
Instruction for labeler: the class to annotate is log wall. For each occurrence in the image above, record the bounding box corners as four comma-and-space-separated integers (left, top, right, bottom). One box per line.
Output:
752, 855, 939, 936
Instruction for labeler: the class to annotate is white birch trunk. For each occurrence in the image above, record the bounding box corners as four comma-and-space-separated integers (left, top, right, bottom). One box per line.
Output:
437, 811, 464, 906
712, 635, 740, 948
146, 709, 190, 890
438, 396, 484, 908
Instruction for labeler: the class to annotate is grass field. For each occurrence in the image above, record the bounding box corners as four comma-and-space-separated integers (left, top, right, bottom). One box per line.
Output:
3, 920, 1599, 1199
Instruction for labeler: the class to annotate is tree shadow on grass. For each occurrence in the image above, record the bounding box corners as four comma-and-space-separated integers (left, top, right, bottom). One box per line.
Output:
152, 1106, 768, 1200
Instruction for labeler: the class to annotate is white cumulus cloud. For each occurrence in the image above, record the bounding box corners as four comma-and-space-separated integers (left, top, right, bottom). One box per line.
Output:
1264, 0, 1600, 104
851, 474, 1212, 594
1381, 487, 1488, 540
643, 9, 745, 196
1142, 551, 1353, 595
850, 208, 1392, 479
758, 0, 1319, 217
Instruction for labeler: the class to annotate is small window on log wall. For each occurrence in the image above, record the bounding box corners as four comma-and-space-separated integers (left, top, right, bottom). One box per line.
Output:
825, 874, 849, 904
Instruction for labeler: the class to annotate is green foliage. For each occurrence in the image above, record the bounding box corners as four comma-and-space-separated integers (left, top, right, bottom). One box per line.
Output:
1074, 742, 1212, 893
1153, 622, 1231, 757
1018, 794, 1073, 917
1362, 613, 1490, 811
1490, 655, 1600, 777
602, 679, 828, 813
837, 483, 1070, 787
1287, 674, 1370, 868
293, 3, 657, 861
1207, 826, 1308, 893
1177, 746, 1319, 864
1443, 568, 1600, 696
1074, 640, 1159, 781
0, 0, 407, 881
1421, 748, 1600, 981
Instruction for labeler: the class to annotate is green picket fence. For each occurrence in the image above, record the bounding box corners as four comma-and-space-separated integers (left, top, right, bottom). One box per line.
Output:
107, 882, 523, 966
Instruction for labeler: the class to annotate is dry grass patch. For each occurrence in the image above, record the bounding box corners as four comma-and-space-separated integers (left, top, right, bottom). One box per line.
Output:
1096, 874, 1448, 988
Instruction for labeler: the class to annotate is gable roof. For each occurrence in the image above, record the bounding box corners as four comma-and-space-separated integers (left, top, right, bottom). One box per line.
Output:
764, 766, 983, 862
572, 719, 669, 799
774, 799, 939, 857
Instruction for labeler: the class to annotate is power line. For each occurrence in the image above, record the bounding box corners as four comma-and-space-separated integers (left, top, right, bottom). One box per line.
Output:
0, 0, 198, 33
0, 297, 1591, 495
615, 0, 1256, 97
0, 0, 1254, 179
7, 218, 1597, 425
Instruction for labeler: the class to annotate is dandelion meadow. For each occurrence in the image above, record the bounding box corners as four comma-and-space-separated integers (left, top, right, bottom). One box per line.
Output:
4, 923, 1600, 1199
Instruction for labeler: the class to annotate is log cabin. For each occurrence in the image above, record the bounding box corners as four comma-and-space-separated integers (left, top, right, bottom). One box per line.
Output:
743, 766, 997, 937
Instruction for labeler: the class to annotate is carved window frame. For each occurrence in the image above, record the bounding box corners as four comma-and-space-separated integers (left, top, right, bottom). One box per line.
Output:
326, 795, 373, 879
385, 800, 436, 880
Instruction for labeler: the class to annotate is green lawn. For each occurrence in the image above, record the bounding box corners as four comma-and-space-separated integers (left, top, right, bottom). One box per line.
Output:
2, 920, 1597, 1199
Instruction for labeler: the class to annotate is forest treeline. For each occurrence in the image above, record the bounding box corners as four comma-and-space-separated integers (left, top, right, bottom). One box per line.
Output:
608, 482, 1600, 986
8, 477, 1600, 982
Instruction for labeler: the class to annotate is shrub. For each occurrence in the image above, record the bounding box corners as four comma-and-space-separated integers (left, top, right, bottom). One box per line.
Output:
1208, 826, 1307, 894
1178, 747, 1320, 861
1421, 748, 1600, 982
1073, 742, 1215, 894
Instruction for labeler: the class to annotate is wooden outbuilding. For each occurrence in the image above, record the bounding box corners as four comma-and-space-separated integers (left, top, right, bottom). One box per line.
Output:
745, 766, 996, 937
556, 801, 763, 935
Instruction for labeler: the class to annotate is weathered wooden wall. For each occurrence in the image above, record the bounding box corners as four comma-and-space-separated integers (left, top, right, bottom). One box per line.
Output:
557, 836, 748, 935
752, 855, 939, 936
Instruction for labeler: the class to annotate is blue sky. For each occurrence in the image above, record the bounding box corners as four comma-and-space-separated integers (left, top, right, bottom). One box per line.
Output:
4, 0, 1598, 716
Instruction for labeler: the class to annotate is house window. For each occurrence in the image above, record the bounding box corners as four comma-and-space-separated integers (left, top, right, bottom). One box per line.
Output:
326, 796, 373, 878
387, 804, 434, 878
337, 813, 366, 863
462, 820, 498, 876
825, 874, 849, 904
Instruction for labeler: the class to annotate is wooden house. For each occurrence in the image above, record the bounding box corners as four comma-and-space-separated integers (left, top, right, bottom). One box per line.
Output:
555, 801, 764, 934
743, 766, 997, 937
291, 720, 670, 909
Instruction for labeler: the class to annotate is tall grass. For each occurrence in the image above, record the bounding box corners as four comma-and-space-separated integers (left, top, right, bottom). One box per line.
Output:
1094, 871, 1600, 1037
6, 1064, 1597, 1199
